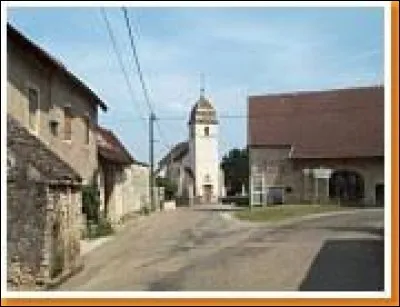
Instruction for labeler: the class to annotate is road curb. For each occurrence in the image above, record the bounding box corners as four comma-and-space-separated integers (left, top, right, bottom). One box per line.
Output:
219, 208, 384, 228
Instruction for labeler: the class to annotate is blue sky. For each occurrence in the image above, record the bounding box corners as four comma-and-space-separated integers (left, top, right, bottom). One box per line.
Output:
7, 6, 384, 163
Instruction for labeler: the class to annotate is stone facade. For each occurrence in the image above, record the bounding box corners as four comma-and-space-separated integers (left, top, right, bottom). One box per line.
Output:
7, 181, 47, 289
99, 162, 150, 224
7, 24, 107, 184
7, 116, 82, 290
249, 146, 384, 207
248, 86, 384, 207
96, 126, 150, 225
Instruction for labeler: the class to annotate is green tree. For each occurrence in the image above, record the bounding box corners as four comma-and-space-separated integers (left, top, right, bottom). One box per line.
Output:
155, 177, 178, 201
221, 148, 249, 196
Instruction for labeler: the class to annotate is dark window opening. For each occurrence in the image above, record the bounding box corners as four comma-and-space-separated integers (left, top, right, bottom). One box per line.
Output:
329, 170, 364, 204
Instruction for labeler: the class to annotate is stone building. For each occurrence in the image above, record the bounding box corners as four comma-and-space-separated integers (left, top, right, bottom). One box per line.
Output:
7, 23, 107, 184
248, 86, 384, 207
157, 91, 221, 205
7, 115, 82, 290
97, 126, 149, 225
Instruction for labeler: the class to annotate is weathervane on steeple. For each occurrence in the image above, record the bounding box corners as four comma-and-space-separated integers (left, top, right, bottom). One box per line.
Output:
200, 73, 205, 98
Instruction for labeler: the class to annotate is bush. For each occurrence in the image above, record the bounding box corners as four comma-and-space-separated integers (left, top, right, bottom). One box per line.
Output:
86, 218, 114, 239
156, 177, 177, 201
82, 184, 100, 224
221, 196, 249, 207
96, 218, 114, 237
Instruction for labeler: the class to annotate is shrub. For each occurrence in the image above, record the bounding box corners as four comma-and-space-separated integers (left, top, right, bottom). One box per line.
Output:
96, 218, 114, 237
220, 195, 249, 207
86, 218, 114, 239
82, 184, 100, 224
155, 177, 177, 201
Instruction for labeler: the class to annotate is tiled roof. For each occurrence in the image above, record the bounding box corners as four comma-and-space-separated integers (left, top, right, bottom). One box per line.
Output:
158, 141, 189, 168
189, 95, 218, 125
96, 126, 135, 165
248, 86, 384, 158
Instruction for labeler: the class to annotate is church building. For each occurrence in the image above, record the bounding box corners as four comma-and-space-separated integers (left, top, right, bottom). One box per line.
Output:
157, 90, 221, 205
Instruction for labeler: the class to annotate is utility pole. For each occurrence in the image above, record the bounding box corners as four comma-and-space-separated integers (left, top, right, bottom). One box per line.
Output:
149, 112, 156, 212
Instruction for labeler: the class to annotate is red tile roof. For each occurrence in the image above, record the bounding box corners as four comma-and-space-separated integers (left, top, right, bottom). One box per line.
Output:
248, 86, 384, 159
96, 126, 135, 164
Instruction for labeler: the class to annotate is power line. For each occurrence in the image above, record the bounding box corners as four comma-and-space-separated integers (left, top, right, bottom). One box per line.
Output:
121, 6, 176, 211
121, 7, 154, 115
121, 7, 171, 153
99, 7, 147, 131
101, 104, 379, 123
99, 8, 149, 160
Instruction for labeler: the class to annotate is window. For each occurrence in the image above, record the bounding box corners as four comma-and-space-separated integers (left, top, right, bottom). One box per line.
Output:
64, 107, 72, 141
84, 117, 90, 144
28, 87, 39, 131
204, 126, 209, 136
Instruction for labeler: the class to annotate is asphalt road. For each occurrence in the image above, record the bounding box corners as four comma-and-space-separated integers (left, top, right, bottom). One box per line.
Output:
58, 207, 384, 291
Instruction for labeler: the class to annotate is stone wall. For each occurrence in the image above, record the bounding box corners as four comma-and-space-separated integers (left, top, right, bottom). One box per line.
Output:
99, 161, 150, 225
7, 180, 47, 289
250, 146, 384, 206
7, 115, 82, 290
47, 186, 82, 279
7, 180, 82, 290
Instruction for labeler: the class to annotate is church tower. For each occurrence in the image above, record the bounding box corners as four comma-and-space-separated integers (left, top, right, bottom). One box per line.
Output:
188, 85, 219, 204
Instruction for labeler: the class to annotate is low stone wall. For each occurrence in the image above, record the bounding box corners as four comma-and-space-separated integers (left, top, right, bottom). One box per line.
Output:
7, 180, 47, 290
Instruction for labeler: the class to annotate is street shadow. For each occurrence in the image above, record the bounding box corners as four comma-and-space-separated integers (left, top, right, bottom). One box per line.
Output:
299, 238, 384, 291
322, 226, 384, 238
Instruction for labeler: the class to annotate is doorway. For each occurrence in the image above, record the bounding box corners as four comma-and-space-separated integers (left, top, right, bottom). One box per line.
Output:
203, 185, 213, 203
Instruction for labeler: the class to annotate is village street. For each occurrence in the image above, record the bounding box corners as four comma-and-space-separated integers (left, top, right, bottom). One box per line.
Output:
58, 208, 384, 291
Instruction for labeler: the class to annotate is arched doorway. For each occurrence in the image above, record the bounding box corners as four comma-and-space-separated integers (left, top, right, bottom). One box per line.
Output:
329, 170, 364, 204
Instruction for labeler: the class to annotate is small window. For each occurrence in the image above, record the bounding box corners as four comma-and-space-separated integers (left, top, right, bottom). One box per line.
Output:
285, 186, 293, 193
204, 126, 209, 136
28, 87, 39, 131
64, 107, 72, 141
84, 117, 90, 144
